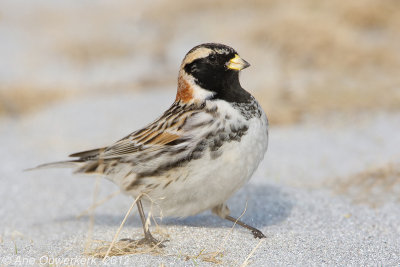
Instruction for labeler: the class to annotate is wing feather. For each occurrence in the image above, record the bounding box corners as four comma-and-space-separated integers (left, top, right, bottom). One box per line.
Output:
69, 147, 106, 160
30, 101, 219, 176
92, 103, 197, 160
68, 101, 215, 169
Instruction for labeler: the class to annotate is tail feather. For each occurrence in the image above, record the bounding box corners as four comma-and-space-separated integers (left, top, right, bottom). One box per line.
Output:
25, 160, 81, 171
26, 147, 105, 172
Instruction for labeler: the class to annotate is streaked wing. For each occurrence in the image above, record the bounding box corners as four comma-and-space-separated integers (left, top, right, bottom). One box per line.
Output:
69, 147, 106, 160
69, 101, 210, 163
101, 129, 182, 159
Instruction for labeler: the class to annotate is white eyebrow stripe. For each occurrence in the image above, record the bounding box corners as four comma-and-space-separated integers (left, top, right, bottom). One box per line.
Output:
182, 47, 213, 66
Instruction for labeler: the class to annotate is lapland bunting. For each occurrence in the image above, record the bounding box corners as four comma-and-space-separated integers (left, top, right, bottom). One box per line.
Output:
35, 43, 269, 245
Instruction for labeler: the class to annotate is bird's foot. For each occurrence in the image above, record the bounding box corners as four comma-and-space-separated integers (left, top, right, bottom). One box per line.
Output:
251, 229, 266, 239
138, 234, 166, 248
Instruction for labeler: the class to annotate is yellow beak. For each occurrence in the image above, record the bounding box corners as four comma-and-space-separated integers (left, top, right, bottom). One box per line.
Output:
226, 54, 250, 71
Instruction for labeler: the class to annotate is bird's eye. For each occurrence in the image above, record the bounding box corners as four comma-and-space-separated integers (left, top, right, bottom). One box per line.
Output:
209, 54, 217, 62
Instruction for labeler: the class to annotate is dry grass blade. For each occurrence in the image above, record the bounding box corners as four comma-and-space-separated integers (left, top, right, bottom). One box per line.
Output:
77, 190, 121, 219
87, 239, 163, 258
183, 201, 251, 265
102, 194, 142, 261
83, 191, 168, 259
240, 239, 265, 267
220, 201, 249, 248
186, 249, 224, 265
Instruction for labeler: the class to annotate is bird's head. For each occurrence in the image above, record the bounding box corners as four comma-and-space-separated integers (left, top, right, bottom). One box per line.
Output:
177, 43, 250, 103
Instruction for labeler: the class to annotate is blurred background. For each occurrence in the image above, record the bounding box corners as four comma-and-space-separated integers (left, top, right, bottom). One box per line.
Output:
1, 1, 400, 263
1, 0, 399, 124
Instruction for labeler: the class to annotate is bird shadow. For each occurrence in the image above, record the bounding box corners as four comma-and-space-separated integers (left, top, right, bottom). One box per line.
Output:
163, 183, 293, 229
57, 183, 293, 231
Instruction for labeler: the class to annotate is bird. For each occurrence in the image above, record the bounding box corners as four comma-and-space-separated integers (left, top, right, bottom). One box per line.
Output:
33, 43, 269, 246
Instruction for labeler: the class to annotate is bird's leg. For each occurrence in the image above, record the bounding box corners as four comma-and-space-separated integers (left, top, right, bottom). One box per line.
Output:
136, 199, 165, 247
119, 199, 164, 247
212, 204, 265, 239
224, 215, 266, 239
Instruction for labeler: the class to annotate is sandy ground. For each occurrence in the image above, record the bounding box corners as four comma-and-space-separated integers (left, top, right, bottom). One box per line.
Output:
1, 90, 399, 266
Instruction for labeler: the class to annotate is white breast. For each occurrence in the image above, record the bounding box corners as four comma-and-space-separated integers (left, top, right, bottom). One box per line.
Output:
145, 100, 269, 217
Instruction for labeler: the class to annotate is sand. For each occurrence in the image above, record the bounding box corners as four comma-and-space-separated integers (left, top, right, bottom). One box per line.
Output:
1, 90, 399, 266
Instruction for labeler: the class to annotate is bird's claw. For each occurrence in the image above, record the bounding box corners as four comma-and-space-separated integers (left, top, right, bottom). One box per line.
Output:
252, 229, 266, 239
